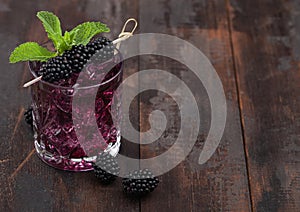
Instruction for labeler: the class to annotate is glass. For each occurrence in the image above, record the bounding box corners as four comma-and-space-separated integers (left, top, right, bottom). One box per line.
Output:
29, 52, 123, 171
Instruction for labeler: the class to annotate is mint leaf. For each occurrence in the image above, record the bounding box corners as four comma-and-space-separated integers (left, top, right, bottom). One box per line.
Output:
37, 11, 63, 51
63, 31, 72, 46
48, 34, 66, 54
63, 31, 77, 46
37, 12, 109, 53
9, 42, 56, 63
37, 11, 62, 36
70, 22, 110, 45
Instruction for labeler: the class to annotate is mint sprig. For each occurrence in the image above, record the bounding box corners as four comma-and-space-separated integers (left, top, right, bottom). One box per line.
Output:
9, 11, 110, 63
9, 42, 57, 63
37, 11, 63, 51
70, 22, 110, 45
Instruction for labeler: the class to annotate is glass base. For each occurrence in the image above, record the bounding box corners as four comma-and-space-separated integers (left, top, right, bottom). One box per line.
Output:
34, 138, 121, 171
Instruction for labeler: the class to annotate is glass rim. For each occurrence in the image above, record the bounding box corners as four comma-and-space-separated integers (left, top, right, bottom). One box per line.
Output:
28, 49, 123, 90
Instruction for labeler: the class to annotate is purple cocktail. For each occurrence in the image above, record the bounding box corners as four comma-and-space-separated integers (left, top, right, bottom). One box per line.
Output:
30, 53, 123, 171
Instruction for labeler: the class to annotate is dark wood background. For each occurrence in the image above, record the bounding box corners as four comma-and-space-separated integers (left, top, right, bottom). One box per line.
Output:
1, 0, 299, 211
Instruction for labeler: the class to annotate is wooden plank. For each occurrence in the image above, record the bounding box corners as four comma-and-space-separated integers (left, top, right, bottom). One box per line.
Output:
0, 0, 45, 208
138, 0, 251, 211
228, 0, 300, 211
1, 0, 140, 211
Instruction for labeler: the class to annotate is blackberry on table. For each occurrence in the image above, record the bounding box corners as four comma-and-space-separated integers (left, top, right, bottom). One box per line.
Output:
39, 36, 114, 83
24, 107, 33, 127
93, 152, 120, 184
122, 169, 159, 196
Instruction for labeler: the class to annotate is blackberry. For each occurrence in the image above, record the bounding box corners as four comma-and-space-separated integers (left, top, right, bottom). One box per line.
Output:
38, 55, 72, 83
87, 37, 114, 63
92, 152, 120, 184
39, 37, 114, 83
64, 44, 91, 73
122, 169, 159, 196
24, 107, 33, 127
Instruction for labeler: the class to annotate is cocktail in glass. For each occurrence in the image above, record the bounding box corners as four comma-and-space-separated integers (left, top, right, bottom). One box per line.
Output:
29, 52, 123, 171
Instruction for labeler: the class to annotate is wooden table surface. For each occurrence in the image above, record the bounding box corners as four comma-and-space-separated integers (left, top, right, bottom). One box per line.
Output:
1, 0, 299, 211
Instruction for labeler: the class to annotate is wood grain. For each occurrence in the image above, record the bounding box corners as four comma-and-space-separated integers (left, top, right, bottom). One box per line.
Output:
228, 0, 300, 211
1, 0, 299, 211
0, 0, 140, 211
139, 0, 251, 211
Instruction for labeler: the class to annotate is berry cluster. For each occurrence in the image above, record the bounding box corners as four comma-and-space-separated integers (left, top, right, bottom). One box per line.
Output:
39, 37, 113, 83
39, 55, 72, 83
92, 154, 159, 196
92, 152, 120, 184
87, 36, 114, 63
122, 169, 159, 196
24, 107, 33, 128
